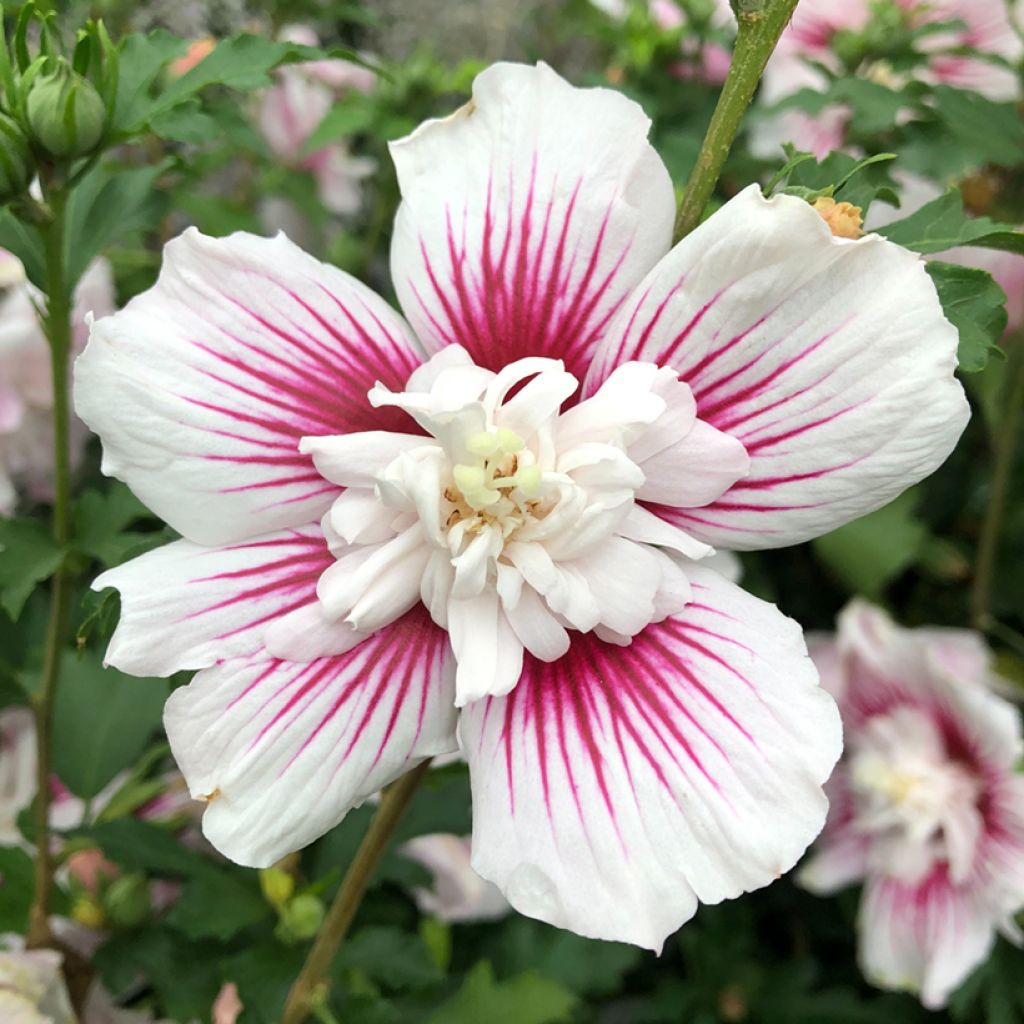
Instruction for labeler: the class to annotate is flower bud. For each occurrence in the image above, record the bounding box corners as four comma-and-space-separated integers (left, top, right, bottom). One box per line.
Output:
276, 893, 325, 943
259, 866, 295, 907
25, 62, 106, 159
0, 113, 33, 202
70, 893, 106, 930
812, 196, 864, 239
103, 872, 151, 928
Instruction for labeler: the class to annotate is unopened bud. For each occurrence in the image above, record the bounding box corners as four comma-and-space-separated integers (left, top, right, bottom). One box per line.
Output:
71, 893, 106, 930
812, 196, 864, 239
0, 113, 32, 202
26, 61, 106, 159
103, 873, 151, 928
276, 893, 326, 943
259, 866, 295, 908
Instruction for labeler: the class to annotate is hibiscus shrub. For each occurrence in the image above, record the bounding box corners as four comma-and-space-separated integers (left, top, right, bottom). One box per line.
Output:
1, 1, 1023, 1023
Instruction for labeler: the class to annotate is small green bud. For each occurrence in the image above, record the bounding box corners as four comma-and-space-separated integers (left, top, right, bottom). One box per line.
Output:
103, 873, 151, 929
276, 893, 326, 944
26, 60, 106, 159
259, 866, 295, 908
0, 112, 33, 202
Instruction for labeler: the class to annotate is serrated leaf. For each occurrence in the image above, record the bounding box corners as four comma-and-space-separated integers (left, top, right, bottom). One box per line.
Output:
52, 651, 167, 798
931, 86, 1024, 168
149, 100, 222, 144
112, 30, 189, 132
927, 261, 1007, 372
426, 961, 576, 1024
879, 190, 1024, 255
0, 517, 66, 620
337, 927, 445, 991
90, 817, 208, 876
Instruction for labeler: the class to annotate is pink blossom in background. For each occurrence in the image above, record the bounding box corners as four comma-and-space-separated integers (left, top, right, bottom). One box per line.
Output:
802, 603, 1024, 1009
257, 26, 376, 217
0, 254, 114, 514
753, 0, 1023, 158
211, 982, 243, 1024
76, 62, 968, 950
401, 834, 510, 922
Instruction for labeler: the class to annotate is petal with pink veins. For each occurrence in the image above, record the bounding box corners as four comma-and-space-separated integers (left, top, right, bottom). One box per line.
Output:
74, 229, 424, 546
165, 606, 456, 867
587, 185, 968, 550
389, 62, 674, 379
95, 525, 337, 677
459, 565, 841, 949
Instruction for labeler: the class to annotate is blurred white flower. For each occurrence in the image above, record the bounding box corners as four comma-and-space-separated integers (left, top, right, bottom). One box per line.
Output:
0, 950, 75, 1024
0, 253, 114, 514
802, 602, 1024, 1009
401, 834, 510, 923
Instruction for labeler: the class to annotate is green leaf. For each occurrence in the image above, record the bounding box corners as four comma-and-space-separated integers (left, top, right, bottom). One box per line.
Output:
302, 95, 377, 155
426, 961, 576, 1024
73, 484, 154, 565
878, 190, 1024, 255
91, 817, 209, 876
0, 517, 66, 620
336, 927, 444, 991
52, 651, 167, 799
112, 30, 188, 133
783, 150, 898, 214
774, 79, 909, 137
148, 100, 222, 144
0, 211, 45, 288
65, 160, 171, 288
926, 261, 1007, 372
0, 846, 35, 930
931, 86, 1024, 168
812, 491, 929, 597
165, 869, 271, 940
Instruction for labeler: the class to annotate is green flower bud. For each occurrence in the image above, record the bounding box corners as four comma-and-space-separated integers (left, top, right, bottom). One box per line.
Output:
276, 893, 326, 944
259, 866, 295, 908
25, 61, 106, 159
0, 113, 33, 202
103, 873, 151, 929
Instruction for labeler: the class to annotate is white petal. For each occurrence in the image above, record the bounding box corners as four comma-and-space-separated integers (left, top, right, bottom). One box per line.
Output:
74, 229, 424, 545
503, 584, 571, 662
587, 185, 969, 549
95, 526, 333, 676
389, 62, 674, 378
448, 591, 523, 706
300, 432, 427, 488
617, 504, 713, 560
263, 602, 366, 661
165, 608, 456, 867
460, 565, 841, 950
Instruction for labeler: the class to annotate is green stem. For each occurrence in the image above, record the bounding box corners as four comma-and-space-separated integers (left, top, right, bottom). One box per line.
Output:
971, 339, 1024, 631
673, 0, 801, 242
26, 183, 73, 950
281, 761, 432, 1024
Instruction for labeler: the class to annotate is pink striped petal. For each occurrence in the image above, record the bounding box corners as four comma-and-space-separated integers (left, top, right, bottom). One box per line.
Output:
860, 868, 995, 1010
74, 230, 423, 546
587, 185, 969, 550
460, 564, 841, 950
389, 62, 674, 380
95, 526, 341, 677
165, 606, 456, 867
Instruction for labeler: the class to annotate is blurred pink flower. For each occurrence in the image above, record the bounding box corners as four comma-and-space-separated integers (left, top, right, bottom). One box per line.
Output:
0, 254, 114, 514
401, 834, 510, 923
801, 602, 1024, 1009
211, 982, 243, 1024
257, 26, 376, 217
754, 0, 1023, 157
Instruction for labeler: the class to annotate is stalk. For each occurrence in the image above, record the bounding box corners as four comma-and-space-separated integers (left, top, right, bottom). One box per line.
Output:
280, 761, 432, 1024
673, 0, 801, 242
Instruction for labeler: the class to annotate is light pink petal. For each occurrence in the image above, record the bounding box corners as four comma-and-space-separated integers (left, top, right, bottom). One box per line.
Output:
74, 229, 423, 546
165, 607, 456, 867
859, 869, 995, 1009
587, 185, 968, 550
389, 62, 674, 379
460, 565, 841, 949
95, 525, 335, 677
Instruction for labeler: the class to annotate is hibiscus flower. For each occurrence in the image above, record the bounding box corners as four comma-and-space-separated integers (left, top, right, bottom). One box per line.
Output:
802, 603, 1024, 1008
74, 62, 968, 950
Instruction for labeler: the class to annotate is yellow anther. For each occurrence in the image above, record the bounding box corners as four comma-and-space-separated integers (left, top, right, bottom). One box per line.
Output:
495, 428, 525, 454
466, 431, 500, 456
514, 464, 542, 497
